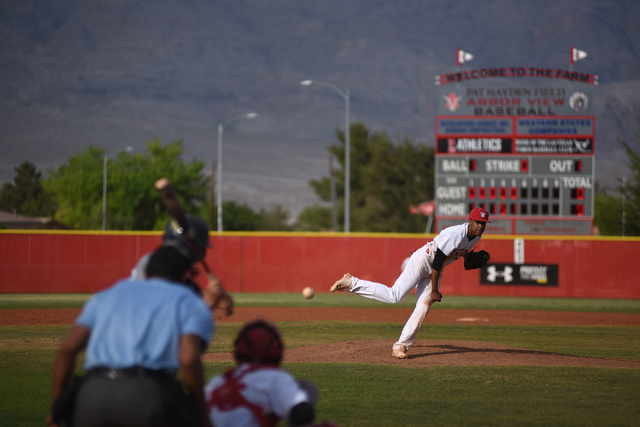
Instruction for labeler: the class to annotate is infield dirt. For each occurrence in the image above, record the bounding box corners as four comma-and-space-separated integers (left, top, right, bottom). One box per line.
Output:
3, 307, 639, 368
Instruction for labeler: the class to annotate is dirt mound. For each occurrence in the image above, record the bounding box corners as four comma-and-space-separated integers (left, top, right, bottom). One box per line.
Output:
203, 339, 640, 368
6, 307, 639, 368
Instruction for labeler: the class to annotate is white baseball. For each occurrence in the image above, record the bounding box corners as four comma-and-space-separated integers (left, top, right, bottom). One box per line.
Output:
302, 287, 315, 300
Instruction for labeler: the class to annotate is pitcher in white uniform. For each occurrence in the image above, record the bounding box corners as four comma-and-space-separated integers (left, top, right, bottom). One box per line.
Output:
330, 208, 491, 359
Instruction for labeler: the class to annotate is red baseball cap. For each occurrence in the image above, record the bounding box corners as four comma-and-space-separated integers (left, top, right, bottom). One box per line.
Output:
469, 207, 491, 223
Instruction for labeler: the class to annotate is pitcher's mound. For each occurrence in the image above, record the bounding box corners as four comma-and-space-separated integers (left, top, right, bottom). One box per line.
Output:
203, 339, 640, 368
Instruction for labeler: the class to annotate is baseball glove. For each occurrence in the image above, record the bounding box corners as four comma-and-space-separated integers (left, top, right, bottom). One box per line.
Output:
464, 250, 491, 270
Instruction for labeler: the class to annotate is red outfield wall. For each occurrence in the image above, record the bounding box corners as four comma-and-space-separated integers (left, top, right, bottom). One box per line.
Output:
0, 231, 639, 299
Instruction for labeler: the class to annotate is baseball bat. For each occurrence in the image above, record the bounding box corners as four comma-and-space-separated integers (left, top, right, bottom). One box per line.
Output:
155, 177, 233, 315
154, 177, 217, 281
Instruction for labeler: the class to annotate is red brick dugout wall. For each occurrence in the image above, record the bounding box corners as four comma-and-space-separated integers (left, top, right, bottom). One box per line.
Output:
0, 231, 638, 299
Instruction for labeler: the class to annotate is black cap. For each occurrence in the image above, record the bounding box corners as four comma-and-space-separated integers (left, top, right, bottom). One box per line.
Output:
145, 246, 192, 281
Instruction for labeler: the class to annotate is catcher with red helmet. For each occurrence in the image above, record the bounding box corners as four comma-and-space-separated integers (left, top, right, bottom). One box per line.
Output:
205, 319, 335, 427
233, 319, 284, 365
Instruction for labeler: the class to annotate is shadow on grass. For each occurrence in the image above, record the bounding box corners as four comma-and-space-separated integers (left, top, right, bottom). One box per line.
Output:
408, 343, 560, 359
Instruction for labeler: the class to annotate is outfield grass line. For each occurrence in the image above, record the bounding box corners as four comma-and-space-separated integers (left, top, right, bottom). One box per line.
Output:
2, 293, 640, 313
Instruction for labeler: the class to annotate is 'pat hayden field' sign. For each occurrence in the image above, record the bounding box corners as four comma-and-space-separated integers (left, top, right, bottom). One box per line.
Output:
439, 86, 593, 116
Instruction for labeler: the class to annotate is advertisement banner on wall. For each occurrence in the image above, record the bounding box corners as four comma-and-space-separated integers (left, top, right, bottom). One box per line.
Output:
515, 138, 593, 154
480, 263, 559, 286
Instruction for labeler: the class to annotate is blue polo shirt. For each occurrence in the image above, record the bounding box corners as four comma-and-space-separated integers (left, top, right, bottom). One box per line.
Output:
76, 277, 214, 371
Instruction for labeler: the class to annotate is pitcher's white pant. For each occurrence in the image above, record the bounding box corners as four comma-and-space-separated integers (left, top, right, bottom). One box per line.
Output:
349, 243, 441, 351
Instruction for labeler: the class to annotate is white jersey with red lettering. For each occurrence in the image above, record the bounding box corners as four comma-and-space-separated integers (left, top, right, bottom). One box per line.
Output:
348, 221, 481, 351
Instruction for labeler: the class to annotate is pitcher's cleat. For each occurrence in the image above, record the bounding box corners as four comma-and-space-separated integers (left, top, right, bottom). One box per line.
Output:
330, 273, 353, 292
392, 346, 408, 359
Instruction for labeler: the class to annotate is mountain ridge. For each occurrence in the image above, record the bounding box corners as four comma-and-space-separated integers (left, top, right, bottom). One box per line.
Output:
1, 0, 638, 220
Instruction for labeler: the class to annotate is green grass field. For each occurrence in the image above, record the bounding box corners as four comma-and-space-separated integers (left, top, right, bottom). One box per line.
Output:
3, 292, 640, 312
1, 294, 639, 426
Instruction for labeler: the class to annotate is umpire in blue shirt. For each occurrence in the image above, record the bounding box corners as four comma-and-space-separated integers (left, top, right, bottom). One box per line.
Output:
48, 246, 214, 427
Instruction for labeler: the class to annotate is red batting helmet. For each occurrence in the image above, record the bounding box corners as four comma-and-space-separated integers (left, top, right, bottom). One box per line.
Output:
233, 319, 284, 365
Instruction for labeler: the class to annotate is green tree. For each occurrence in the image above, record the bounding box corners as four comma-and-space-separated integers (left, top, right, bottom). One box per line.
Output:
41, 146, 106, 229
214, 202, 292, 231
0, 161, 57, 217
221, 201, 260, 231
256, 205, 292, 231
299, 122, 435, 232
618, 117, 640, 236
593, 182, 623, 235
294, 205, 333, 231
43, 139, 208, 230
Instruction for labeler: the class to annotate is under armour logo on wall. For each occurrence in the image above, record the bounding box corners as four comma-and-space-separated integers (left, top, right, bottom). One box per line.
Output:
486, 265, 513, 283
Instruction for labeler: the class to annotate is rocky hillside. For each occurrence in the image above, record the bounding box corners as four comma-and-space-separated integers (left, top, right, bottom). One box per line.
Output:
1, 0, 638, 219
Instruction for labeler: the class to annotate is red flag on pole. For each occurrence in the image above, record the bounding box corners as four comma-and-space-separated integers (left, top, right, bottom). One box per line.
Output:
409, 201, 435, 216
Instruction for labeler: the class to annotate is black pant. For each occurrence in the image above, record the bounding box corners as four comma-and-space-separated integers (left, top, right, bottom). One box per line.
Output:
71, 371, 200, 427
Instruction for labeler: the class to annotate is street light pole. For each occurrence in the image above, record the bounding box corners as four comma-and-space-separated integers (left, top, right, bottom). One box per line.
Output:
103, 155, 107, 231
216, 112, 258, 233
622, 176, 626, 237
345, 89, 350, 233
329, 153, 338, 232
217, 123, 223, 233
300, 80, 351, 232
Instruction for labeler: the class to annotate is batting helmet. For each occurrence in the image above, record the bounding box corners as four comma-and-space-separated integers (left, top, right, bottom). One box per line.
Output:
163, 215, 211, 263
233, 319, 284, 365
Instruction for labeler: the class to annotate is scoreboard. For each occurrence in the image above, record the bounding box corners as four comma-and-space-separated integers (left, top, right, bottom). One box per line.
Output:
435, 115, 595, 235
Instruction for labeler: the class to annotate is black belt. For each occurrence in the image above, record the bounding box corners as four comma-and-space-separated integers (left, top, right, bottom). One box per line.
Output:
88, 366, 175, 380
